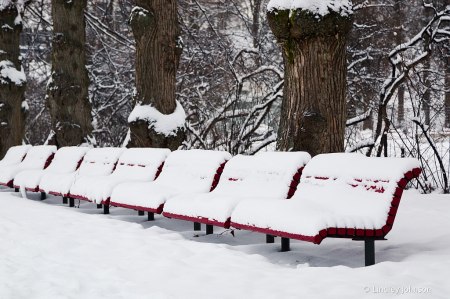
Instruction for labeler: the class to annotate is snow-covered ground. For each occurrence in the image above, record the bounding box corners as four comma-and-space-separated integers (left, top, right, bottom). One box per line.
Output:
0, 186, 448, 298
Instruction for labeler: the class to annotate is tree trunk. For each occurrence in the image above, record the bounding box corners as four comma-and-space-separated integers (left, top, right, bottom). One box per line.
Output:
394, 0, 405, 127
445, 73, 450, 127
252, 0, 262, 48
46, 0, 92, 147
0, 2, 30, 159
268, 9, 353, 156
127, 0, 185, 150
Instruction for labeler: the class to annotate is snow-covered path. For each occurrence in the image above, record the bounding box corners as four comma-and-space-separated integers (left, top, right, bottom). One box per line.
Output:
0, 187, 448, 298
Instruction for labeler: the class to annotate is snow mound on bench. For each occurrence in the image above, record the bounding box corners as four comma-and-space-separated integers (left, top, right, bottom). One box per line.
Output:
78, 148, 171, 203
40, 147, 125, 196
163, 151, 311, 224
0, 145, 31, 167
0, 145, 56, 185
231, 153, 421, 237
14, 147, 90, 191
110, 150, 231, 210
302, 153, 420, 182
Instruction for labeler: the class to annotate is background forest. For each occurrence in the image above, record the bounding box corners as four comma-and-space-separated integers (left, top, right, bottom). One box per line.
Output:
16, 0, 450, 192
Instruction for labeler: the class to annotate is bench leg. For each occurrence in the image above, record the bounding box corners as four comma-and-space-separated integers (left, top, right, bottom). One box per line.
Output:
138, 210, 144, 216
281, 237, 290, 252
63, 196, 68, 204
69, 197, 74, 207
148, 212, 154, 221
41, 192, 46, 200
15, 188, 19, 192
97, 204, 102, 209
206, 224, 213, 235
365, 239, 375, 266
103, 204, 109, 215
194, 222, 201, 231
266, 234, 275, 243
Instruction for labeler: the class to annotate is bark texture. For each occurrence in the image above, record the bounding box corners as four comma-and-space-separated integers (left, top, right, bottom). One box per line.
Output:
46, 0, 92, 147
128, 0, 184, 150
268, 9, 353, 156
0, 2, 29, 159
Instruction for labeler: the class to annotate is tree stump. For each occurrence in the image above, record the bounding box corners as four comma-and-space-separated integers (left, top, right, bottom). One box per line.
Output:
268, 4, 354, 156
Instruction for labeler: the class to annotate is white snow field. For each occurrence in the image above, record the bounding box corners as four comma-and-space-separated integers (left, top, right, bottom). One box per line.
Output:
0, 186, 448, 298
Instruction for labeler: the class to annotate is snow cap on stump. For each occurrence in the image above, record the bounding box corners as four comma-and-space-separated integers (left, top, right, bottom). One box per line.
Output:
267, 0, 354, 46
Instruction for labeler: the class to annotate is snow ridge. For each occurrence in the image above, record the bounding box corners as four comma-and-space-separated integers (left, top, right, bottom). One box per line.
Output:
267, 0, 353, 17
128, 101, 186, 137
0, 60, 26, 86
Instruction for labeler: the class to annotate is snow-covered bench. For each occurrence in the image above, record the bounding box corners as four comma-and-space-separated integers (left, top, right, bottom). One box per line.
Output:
40, 147, 126, 207
0, 145, 32, 169
13, 147, 90, 200
0, 145, 57, 190
230, 153, 421, 266
162, 152, 311, 235
69, 148, 170, 214
109, 150, 231, 221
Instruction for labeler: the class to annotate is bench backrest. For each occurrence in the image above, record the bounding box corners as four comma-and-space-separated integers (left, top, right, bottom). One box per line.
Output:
112, 148, 171, 180
78, 147, 126, 176
155, 150, 231, 193
0, 145, 32, 167
20, 145, 57, 169
294, 153, 421, 229
212, 152, 311, 198
45, 147, 90, 173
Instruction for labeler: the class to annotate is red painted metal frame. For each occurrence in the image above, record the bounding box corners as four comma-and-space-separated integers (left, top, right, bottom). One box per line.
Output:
44, 153, 55, 169
0, 180, 13, 187
230, 167, 422, 244
69, 193, 92, 202
163, 212, 230, 228
110, 201, 164, 214
46, 190, 63, 197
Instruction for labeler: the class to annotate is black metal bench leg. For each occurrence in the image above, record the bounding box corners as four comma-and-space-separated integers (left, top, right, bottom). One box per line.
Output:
41, 192, 46, 200
69, 197, 74, 207
97, 204, 102, 209
194, 222, 201, 231
365, 239, 375, 266
138, 210, 144, 216
15, 188, 19, 192
103, 204, 109, 215
266, 234, 275, 243
281, 237, 290, 252
206, 224, 213, 235
148, 212, 154, 221
63, 196, 68, 204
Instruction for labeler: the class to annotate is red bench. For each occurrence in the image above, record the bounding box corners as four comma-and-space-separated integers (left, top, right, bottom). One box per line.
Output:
162, 152, 311, 234
13, 147, 89, 200
40, 147, 125, 206
0, 145, 56, 190
230, 153, 421, 266
68, 148, 170, 214
0, 145, 31, 168
109, 150, 231, 221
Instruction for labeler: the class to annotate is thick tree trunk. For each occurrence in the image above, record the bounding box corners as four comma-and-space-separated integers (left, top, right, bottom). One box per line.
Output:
127, 0, 184, 150
268, 9, 353, 156
0, 2, 29, 159
46, 0, 92, 147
